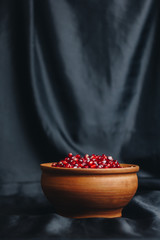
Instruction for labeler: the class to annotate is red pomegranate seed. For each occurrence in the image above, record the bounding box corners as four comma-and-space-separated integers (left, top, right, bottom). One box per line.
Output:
84, 154, 89, 159
91, 164, 97, 168
68, 153, 73, 158
51, 163, 57, 167
58, 161, 64, 167
98, 165, 103, 168
102, 160, 106, 164
65, 163, 71, 168
88, 161, 93, 166
78, 163, 84, 167
78, 159, 83, 163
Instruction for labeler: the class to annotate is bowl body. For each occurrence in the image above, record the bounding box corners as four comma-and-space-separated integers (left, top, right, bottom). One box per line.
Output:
40, 163, 139, 218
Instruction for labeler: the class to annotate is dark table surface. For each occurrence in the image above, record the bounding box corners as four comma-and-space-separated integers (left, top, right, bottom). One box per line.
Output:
0, 179, 160, 240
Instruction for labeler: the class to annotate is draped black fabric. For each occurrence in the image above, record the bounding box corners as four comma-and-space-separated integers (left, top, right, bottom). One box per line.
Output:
0, 0, 160, 239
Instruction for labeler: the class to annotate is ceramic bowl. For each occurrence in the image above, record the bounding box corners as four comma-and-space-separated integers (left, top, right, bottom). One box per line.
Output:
40, 163, 139, 218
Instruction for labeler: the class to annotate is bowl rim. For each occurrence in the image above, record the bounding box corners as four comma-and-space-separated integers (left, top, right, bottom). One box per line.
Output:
40, 163, 139, 175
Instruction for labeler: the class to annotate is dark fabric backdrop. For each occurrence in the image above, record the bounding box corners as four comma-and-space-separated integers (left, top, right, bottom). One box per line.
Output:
0, 0, 160, 239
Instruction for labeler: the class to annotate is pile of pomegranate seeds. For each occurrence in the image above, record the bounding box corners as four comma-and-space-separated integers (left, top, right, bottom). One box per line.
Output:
51, 153, 121, 168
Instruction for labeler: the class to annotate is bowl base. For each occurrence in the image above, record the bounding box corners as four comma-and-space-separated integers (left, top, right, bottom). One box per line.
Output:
58, 208, 123, 219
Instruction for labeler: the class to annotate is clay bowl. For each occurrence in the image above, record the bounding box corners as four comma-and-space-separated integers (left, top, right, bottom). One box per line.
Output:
40, 163, 139, 218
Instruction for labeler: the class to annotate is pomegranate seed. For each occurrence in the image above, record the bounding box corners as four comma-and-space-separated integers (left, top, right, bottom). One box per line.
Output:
68, 153, 73, 158
84, 154, 89, 159
76, 154, 81, 158
91, 164, 96, 168
98, 165, 103, 168
78, 159, 83, 163
88, 161, 93, 166
51, 163, 57, 167
65, 164, 71, 168
79, 163, 84, 167
59, 162, 64, 167
102, 160, 106, 164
